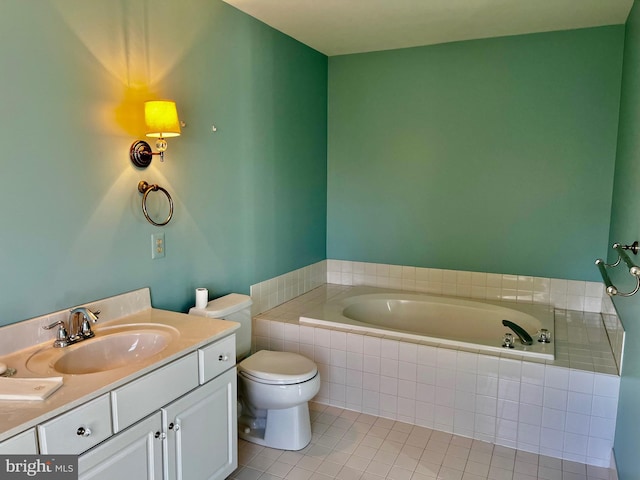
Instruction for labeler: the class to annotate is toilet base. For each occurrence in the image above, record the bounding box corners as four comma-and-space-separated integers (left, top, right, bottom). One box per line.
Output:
238, 403, 312, 451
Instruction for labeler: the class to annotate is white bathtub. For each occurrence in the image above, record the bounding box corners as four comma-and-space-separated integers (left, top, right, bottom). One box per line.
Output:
300, 286, 554, 360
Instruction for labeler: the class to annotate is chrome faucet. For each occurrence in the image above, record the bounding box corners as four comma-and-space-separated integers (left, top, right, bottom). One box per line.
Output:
43, 307, 100, 348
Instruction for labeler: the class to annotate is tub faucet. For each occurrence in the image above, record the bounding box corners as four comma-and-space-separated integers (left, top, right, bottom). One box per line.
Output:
69, 307, 100, 342
502, 319, 533, 345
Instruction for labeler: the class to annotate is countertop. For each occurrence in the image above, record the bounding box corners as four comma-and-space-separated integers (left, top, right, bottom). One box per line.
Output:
0, 308, 239, 442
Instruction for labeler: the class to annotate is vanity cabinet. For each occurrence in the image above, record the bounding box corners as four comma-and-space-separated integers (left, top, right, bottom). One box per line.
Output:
0, 428, 38, 454
0, 330, 237, 479
73, 334, 237, 480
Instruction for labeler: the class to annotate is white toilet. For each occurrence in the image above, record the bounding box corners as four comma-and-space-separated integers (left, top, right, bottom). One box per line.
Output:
189, 293, 320, 451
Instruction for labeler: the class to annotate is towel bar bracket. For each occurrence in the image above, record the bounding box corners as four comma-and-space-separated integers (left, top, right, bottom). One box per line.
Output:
622, 241, 639, 255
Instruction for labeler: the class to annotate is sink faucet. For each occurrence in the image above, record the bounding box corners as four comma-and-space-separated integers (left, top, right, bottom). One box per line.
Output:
43, 307, 100, 348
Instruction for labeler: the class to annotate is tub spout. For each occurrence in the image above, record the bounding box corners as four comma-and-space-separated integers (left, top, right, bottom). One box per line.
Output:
502, 320, 533, 346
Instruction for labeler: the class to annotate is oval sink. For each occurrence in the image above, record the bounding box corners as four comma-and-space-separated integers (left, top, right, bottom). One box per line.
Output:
55, 331, 170, 374
27, 325, 178, 375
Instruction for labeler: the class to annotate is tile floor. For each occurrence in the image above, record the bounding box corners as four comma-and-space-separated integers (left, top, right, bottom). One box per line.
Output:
231, 403, 613, 480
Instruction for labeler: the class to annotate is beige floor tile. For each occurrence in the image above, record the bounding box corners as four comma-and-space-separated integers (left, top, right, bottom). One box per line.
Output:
236, 404, 605, 480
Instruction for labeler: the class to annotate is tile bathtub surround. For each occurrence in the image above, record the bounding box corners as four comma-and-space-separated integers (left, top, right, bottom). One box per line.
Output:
254, 285, 619, 376
251, 261, 327, 316
553, 311, 619, 375
252, 286, 620, 468
326, 260, 606, 314
324, 260, 624, 374
231, 403, 618, 480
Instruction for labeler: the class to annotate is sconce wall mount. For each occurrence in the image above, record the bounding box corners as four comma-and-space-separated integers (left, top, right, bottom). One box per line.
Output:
130, 140, 154, 168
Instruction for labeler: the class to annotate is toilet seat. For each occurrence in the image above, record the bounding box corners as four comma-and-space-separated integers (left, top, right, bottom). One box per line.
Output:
238, 350, 317, 385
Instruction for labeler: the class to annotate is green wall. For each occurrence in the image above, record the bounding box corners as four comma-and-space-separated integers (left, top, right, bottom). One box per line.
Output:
3, 0, 639, 471
610, 2, 640, 477
327, 27, 624, 281
0, 0, 327, 326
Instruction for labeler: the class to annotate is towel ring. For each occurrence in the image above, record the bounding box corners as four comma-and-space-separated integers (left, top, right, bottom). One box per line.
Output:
137, 181, 173, 226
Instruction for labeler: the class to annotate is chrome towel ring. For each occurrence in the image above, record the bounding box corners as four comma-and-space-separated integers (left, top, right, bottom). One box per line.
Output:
137, 181, 173, 226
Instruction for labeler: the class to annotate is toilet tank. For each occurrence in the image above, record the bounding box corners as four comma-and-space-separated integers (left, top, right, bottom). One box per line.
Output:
189, 293, 253, 360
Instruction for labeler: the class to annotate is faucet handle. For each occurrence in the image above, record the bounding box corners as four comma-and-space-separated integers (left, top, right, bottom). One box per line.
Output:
43, 320, 64, 330
79, 318, 95, 338
81, 308, 100, 338
81, 308, 99, 323
43, 321, 70, 348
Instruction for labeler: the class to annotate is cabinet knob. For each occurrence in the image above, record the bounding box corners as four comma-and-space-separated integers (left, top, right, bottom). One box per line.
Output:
76, 427, 92, 437
218, 354, 229, 362
168, 422, 181, 432
154, 431, 166, 440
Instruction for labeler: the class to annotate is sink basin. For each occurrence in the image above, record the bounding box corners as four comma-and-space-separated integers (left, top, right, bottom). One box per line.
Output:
27, 324, 179, 375
53, 331, 170, 374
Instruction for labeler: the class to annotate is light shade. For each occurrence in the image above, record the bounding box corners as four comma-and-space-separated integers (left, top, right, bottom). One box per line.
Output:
145, 100, 181, 138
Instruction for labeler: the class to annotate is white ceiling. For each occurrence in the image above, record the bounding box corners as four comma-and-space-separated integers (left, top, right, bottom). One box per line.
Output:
222, 0, 634, 56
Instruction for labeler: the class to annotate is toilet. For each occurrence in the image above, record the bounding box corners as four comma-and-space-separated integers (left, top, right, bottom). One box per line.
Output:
189, 293, 320, 451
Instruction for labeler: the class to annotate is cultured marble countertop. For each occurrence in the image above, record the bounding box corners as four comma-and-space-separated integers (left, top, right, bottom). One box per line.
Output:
0, 308, 239, 442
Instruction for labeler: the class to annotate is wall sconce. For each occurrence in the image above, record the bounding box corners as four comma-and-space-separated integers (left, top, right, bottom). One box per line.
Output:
129, 100, 181, 168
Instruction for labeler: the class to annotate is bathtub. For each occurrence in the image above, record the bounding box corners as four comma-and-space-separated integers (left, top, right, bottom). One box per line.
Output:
300, 286, 554, 360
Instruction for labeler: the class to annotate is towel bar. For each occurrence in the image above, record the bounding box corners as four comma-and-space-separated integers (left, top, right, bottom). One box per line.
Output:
595, 242, 640, 297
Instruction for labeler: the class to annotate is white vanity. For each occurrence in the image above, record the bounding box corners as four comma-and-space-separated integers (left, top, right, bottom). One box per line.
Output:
0, 288, 239, 480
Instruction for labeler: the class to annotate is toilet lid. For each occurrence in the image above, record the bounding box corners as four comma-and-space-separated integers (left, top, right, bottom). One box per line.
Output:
238, 350, 317, 384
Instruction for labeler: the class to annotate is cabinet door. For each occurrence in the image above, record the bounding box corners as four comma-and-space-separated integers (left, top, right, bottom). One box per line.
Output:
78, 412, 163, 480
0, 429, 38, 454
164, 367, 237, 480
